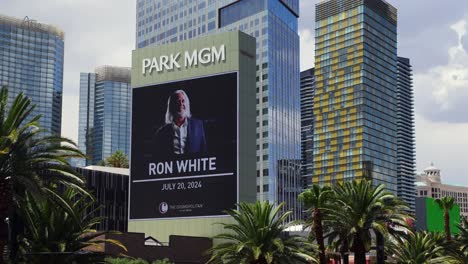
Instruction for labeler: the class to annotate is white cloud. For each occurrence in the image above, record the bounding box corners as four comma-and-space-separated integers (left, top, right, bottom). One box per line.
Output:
414, 18, 468, 119
61, 94, 79, 142
299, 29, 315, 71
415, 113, 468, 186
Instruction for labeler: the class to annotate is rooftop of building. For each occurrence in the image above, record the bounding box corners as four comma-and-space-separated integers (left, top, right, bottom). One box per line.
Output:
423, 162, 440, 172
0, 14, 64, 40
82, 165, 129, 176
95, 65, 131, 83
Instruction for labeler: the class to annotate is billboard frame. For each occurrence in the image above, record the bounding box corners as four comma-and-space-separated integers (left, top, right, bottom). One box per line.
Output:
129, 70, 240, 221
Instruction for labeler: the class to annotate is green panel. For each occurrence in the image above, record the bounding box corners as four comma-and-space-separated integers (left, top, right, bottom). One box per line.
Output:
132, 31, 242, 88
129, 31, 256, 241
128, 217, 235, 242
426, 197, 461, 235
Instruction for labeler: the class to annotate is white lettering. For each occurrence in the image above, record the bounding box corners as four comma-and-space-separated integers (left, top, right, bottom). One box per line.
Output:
177, 160, 188, 173
189, 159, 197, 172
160, 55, 170, 70
142, 46, 226, 74
149, 163, 156, 175
184, 50, 198, 67
149, 162, 173, 176
170, 53, 181, 69
142, 59, 151, 74
149, 57, 160, 73
209, 157, 216, 171
212, 45, 226, 63
198, 48, 212, 64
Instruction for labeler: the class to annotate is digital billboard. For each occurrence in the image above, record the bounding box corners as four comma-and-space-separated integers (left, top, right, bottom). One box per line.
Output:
130, 72, 238, 219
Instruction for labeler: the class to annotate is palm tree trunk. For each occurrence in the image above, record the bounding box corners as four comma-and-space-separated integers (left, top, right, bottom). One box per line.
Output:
376, 232, 384, 264
0, 176, 12, 264
340, 239, 349, 264
352, 234, 366, 264
444, 210, 451, 241
9, 209, 23, 262
314, 208, 327, 264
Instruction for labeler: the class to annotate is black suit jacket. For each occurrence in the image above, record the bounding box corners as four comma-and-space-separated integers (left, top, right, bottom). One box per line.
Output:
154, 118, 207, 156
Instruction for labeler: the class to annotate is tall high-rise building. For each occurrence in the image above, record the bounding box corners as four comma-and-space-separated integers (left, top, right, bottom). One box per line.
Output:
313, 0, 398, 191
300, 68, 315, 189
0, 15, 64, 135
78, 66, 131, 166
396, 56, 415, 211
136, 0, 301, 220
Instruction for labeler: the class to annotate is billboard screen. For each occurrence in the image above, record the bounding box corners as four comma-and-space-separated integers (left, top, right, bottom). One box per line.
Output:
130, 72, 238, 219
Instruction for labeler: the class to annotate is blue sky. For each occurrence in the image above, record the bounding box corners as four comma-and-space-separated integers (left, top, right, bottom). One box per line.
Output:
3, 0, 468, 185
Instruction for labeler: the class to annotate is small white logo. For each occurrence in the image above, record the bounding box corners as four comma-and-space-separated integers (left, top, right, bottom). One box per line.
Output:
159, 202, 169, 214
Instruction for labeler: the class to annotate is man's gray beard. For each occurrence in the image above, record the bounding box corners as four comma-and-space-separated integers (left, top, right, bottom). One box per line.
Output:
177, 110, 189, 119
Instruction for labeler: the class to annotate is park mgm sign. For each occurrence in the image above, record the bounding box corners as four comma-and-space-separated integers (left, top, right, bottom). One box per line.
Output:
129, 31, 257, 242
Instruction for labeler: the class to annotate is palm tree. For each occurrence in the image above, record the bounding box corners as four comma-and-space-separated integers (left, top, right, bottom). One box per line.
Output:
207, 201, 318, 264
444, 218, 468, 263
19, 188, 126, 264
457, 218, 468, 252
326, 218, 350, 264
0, 87, 86, 262
387, 231, 454, 264
299, 185, 333, 264
435, 196, 456, 241
104, 150, 129, 168
328, 179, 411, 264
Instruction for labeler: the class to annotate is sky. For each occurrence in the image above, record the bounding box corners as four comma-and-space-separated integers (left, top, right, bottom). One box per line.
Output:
2, 0, 468, 185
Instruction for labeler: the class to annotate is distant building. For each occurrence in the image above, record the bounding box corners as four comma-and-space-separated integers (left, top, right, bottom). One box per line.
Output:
396, 57, 416, 212
313, 0, 399, 192
0, 14, 64, 135
277, 159, 302, 222
78, 66, 131, 166
77, 166, 129, 232
300, 68, 315, 189
416, 163, 468, 219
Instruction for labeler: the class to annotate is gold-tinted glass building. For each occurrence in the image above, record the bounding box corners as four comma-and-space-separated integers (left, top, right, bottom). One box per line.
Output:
313, 0, 398, 192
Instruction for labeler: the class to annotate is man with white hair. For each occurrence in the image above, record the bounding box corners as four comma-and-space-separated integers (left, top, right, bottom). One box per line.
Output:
155, 89, 207, 155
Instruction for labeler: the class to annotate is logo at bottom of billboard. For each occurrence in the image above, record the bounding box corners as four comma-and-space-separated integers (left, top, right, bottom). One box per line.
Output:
130, 72, 238, 219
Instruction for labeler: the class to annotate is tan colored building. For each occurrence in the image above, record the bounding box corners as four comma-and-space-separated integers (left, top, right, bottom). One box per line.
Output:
415, 163, 468, 219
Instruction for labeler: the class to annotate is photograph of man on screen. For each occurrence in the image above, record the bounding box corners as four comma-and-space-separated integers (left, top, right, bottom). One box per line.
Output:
154, 89, 207, 155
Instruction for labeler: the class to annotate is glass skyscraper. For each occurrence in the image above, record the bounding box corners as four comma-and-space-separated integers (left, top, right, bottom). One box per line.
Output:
396, 56, 415, 212
78, 66, 131, 166
313, 0, 398, 191
0, 15, 64, 135
136, 0, 301, 220
300, 68, 315, 189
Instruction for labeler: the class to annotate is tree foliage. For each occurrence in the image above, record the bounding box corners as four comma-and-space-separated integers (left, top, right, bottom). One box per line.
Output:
387, 231, 454, 264
325, 179, 412, 264
104, 150, 129, 168
208, 201, 318, 264
0, 87, 86, 262
18, 188, 126, 264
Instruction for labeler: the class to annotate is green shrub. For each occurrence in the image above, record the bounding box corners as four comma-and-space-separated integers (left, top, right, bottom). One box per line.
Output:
105, 257, 173, 264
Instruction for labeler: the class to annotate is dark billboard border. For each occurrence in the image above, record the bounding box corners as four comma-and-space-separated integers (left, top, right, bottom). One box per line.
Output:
129, 71, 239, 221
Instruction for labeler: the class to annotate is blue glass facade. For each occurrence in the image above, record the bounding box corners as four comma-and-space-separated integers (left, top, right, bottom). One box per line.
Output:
300, 68, 315, 189
396, 57, 415, 212
136, 0, 302, 220
0, 15, 64, 135
78, 66, 131, 166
